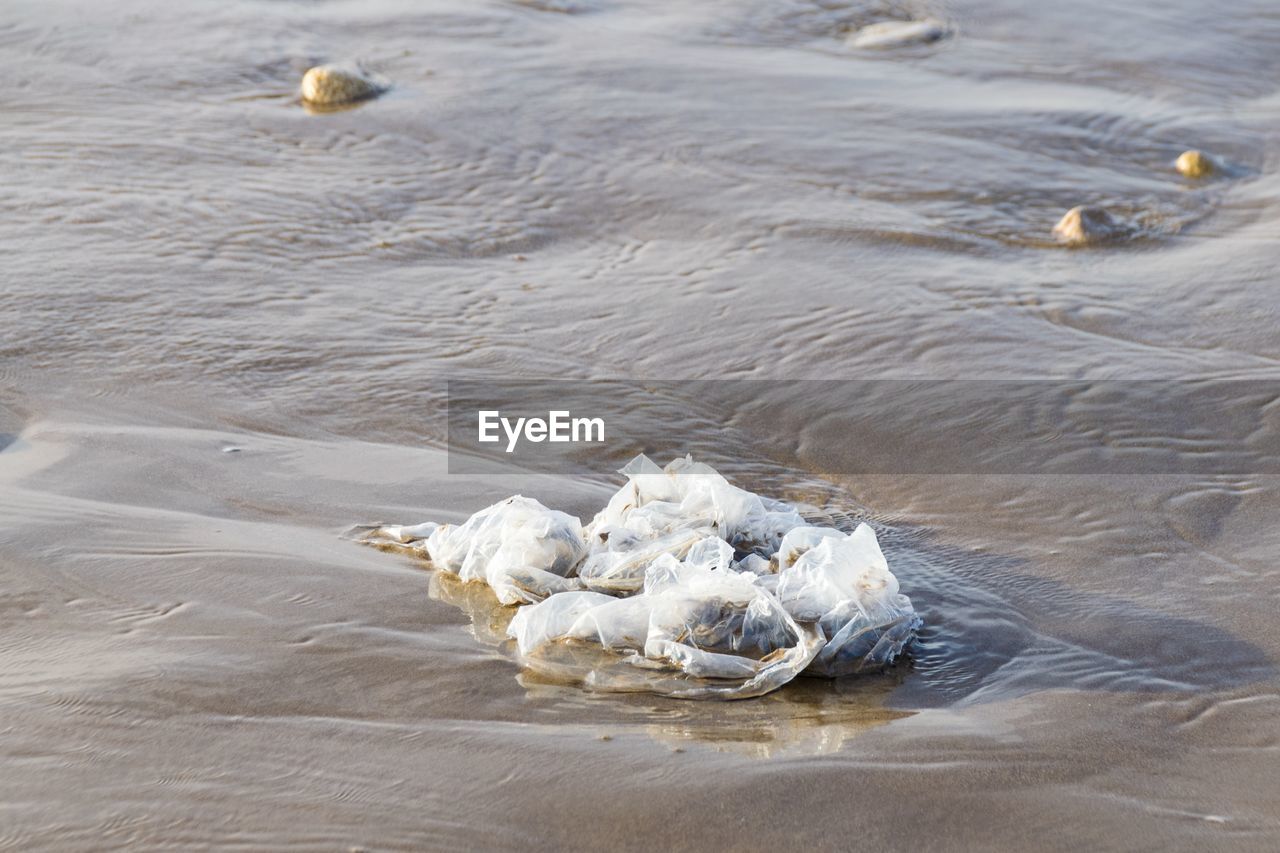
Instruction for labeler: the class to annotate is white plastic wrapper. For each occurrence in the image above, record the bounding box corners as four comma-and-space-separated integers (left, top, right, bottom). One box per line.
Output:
510, 562, 823, 699
363, 454, 921, 698
576, 526, 713, 594
775, 525, 847, 572
373, 495, 588, 606
776, 523, 923, 677
585, 455, 806, 557
507, 589, 618, 653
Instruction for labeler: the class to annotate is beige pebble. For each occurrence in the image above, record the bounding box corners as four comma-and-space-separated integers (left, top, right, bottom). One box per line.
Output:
300, 63, 386, 107
1175, 149, 1213, 179
1052, 206, 1122, 246
849, 19, 948, 49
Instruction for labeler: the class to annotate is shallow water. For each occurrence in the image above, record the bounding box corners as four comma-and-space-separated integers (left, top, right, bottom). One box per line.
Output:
3, 0, 1280, 849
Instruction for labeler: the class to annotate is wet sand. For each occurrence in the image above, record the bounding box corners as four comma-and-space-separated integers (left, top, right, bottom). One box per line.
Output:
3, 0, 1280, 849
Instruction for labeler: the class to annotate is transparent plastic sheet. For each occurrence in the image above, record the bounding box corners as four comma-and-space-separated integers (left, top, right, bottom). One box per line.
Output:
775, 524, 924, 677
372, 495, 587, 605
363, 455, 921, 699
509, 564, 825, 699
576, 526, 713, 594
584, 455, 806, 557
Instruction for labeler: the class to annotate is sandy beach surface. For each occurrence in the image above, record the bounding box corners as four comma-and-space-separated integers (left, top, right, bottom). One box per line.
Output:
3, 0, 1280, 849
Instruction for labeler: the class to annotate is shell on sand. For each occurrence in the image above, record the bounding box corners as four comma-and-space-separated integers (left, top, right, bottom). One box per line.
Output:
848, 19, 948, 49
1175, 149, 1214, 179
1052, 206, 1124, 246
300, 63, 387, 107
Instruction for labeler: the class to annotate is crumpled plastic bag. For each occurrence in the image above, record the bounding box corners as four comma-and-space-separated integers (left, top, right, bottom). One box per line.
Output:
776, 523, 923, 677
374, 495, 587, 605
509, 560, 824, 699
586, 454, 806, 557
576, 526, 714, 594
363, 454, 921, 698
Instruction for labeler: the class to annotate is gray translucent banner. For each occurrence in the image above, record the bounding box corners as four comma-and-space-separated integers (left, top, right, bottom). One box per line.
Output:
446, 379, 1280, 475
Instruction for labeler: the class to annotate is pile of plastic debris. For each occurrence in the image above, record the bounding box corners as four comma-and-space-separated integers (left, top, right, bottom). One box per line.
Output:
365, 455, 922, 699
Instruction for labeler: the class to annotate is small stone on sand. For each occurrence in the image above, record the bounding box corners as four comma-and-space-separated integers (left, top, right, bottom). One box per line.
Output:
300, 63, 386, 107
849, 19, 947, 49
1052, 206, 1122, 246
1175, 149, 1213, 179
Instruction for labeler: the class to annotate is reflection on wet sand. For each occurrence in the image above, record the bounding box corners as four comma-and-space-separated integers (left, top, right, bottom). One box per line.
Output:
522, 675, 913, 759
430, 568, 520, 646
